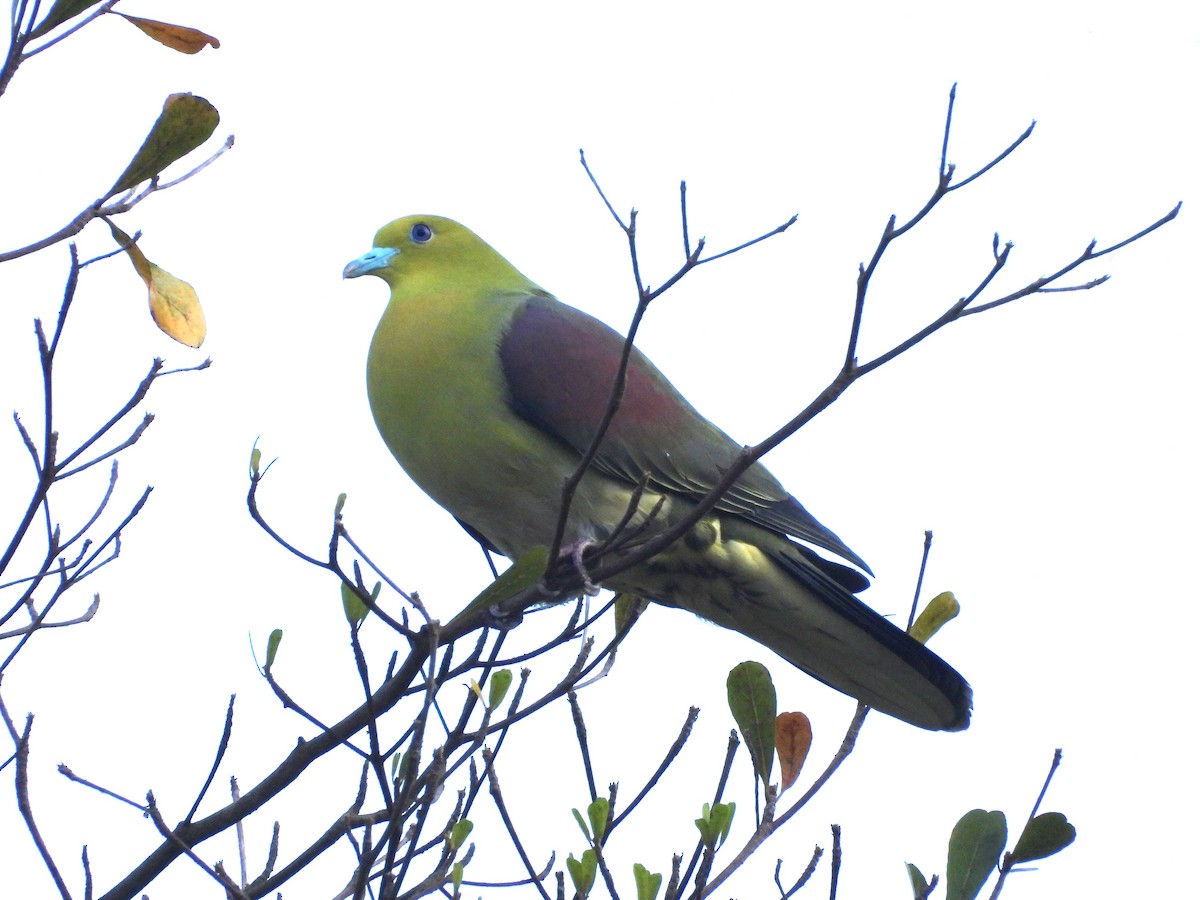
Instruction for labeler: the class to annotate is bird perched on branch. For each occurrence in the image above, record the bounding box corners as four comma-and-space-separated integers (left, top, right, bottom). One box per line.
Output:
344, 215, 971, 731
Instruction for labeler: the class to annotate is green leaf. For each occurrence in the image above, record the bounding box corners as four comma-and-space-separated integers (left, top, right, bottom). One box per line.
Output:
572, 807, 591, 842
109, 94, 219, 195
712, 802, 735, 846
448, 819, 473, 850
566, 850, 597, 898
264, 628, 283, 669
341, 581, 379, 627
694, 801, 735, 849
632, 863, 663, 900
910, 591, 961, 644
695, 806, 716, 846
487, 669, 513, 709
249, 447, 262, 475
335, 493, 346, 515
587, 797, 610, 845
451, 861, 464, 891
29, 0, 103, 38
946, 809, 1007, 900
727, 661, 777, 784
906, 862, 930, 899
1010, 812, 1076, 863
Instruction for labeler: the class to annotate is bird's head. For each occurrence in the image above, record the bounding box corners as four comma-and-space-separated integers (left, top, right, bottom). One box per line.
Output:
343, 215, 531, 295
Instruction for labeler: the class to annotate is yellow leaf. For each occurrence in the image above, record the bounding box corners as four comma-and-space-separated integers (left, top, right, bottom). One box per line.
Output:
775, 711, 812, 791
108, 223, 207, 347
116, 14, 220, 54
909, 591, 961, 644
147, 263, 206, 347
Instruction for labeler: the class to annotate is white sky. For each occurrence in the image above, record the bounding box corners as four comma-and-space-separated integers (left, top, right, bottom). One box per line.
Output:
2, 2, 1197, 898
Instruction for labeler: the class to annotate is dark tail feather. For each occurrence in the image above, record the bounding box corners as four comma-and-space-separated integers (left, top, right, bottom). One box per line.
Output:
764, 545, 972, 731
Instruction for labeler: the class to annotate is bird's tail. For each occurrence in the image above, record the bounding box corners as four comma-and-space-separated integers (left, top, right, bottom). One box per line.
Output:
761, 543, 972, 730
636, 525, 972, 731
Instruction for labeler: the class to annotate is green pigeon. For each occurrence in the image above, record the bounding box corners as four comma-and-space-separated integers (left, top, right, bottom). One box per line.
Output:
344, 215, 971, 731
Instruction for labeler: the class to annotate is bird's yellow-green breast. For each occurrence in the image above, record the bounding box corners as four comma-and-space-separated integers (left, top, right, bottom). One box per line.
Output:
354, 216, 629, 554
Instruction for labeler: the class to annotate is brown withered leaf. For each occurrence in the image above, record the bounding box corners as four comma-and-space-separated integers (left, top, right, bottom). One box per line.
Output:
116, 14, 220, 54
775, 711, 812, 791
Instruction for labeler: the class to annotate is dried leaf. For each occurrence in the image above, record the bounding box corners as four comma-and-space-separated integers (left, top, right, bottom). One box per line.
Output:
775, 711, 812, 791
116, 14, 219, 53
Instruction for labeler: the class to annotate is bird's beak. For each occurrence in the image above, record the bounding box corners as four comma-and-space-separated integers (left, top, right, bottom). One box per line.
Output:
343, 246, 399, 279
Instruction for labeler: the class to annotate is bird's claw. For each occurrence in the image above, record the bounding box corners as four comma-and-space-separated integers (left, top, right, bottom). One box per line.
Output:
564, 538, 602, 597
483, 603, 524, 631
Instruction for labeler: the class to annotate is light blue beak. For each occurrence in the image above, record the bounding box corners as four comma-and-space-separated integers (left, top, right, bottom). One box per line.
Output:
343, 246, 399, 279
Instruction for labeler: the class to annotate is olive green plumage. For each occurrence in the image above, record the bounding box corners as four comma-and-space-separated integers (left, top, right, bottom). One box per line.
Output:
345, 215, 971, 731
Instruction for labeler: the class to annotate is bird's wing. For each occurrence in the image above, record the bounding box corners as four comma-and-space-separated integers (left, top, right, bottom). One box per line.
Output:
498, 293, 870, 575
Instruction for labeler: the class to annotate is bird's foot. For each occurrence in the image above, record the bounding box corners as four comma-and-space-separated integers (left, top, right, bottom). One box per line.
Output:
483, 603, 524, 631
562, 538, 602, 597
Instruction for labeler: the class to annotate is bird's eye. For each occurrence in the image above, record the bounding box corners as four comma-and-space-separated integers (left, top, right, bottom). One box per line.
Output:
410, 223, 433, 244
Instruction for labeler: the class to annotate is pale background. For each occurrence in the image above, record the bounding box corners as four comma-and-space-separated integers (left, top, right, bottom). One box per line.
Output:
1, 1, 1196, 897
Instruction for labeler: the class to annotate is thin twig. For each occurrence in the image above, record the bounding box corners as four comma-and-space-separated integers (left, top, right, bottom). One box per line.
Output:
483, 748, 553, 900
16, 717, 73, 899
828, 824, 841, 900
906, 531, 934, 632
567, 691, 598, 801
611, 706, 699, 831
988, 748, 1065, 900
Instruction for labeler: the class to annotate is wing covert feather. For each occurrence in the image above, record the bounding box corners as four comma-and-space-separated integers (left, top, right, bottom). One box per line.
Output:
498, 294, 869, 571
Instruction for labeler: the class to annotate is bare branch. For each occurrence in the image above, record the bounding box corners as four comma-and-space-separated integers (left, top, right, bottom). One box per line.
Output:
22, 0, 119, 58
15, 716, 74, 900
0, 136, 234, 262
987, 748, 1065, 900
611, 706, 699, 831
482, 748, 554, 900
58, 765, 145, 811
184, 696, 237, 823
906, 531, 934, 632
